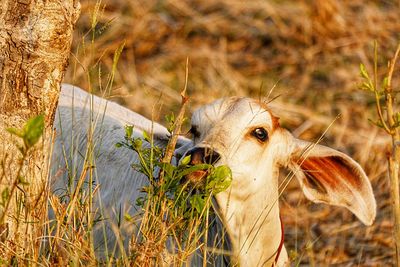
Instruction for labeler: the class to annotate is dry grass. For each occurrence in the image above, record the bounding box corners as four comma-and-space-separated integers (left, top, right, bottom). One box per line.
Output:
62, 0, 400, 265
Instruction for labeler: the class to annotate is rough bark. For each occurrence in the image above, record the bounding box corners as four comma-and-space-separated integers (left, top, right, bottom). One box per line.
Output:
0, 0, 80, 260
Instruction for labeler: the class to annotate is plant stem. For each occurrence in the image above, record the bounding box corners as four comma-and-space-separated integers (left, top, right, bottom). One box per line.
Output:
160, 58, 190, 179
385, 44, 400, 265
388, 155, 400, 264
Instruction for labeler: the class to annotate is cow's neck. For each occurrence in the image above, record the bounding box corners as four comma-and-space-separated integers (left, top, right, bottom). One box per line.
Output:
215, 171, 283, 266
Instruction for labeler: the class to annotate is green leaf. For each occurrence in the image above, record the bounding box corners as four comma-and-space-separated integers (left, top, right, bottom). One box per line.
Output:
6, 127, 24, 138
206, 165, 232, 194
124, 213, 133, 222
190, 194, 205, 213
6, 115, 44, 148
23, 115, 44, 148
359, 63, 370, 80
383, 76, 389, 90
133, 138, 143, 150
165, 113, 175, 124
161, 163, 176, 178
181, 155, 191, 165
125, 125, 134, 139
368, 118, 384, 129
115, 142, 123, 148
142, 130, 151, 142
360, 81, 373, 92
166, 113, 175, 133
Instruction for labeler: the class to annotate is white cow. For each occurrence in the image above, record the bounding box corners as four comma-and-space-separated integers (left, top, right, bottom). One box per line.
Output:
51, 84, 376, 266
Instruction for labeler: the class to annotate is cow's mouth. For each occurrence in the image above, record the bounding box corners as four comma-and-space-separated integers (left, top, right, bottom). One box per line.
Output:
181, 146, 221, 188
185, 169, 209, 186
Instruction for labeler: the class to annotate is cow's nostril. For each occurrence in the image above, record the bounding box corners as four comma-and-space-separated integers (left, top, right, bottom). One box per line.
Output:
188, 147, 205, 165
189, 147, 220, 165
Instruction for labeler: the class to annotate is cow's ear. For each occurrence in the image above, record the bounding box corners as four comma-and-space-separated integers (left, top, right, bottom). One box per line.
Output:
288, 138, 376, 225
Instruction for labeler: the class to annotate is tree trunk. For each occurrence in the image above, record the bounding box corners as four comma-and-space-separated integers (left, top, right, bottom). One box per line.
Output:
0, 0, 80, 261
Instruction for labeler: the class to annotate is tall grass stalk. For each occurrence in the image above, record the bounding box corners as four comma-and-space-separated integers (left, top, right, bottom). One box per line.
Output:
45, 1, 126, 264
359, 42, 400, 265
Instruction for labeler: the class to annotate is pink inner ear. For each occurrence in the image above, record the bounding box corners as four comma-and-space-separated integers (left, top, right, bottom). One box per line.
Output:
300, 156, 363, 192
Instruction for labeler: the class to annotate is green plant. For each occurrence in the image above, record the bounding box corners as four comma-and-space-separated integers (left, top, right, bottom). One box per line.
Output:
116, 115, 232, 265
114, 61, 232, 265
359, 42, 400, 265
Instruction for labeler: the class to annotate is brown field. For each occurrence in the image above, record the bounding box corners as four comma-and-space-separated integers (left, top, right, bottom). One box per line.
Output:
64, 0, 400, 265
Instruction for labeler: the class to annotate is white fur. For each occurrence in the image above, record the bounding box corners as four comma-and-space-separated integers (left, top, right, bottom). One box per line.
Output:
51, 84, 185, 255
51, 84, 376, 266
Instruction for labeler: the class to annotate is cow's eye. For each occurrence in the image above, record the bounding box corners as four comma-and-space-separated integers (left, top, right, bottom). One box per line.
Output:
189, 125, 200, 139
251, 128, 268, 142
